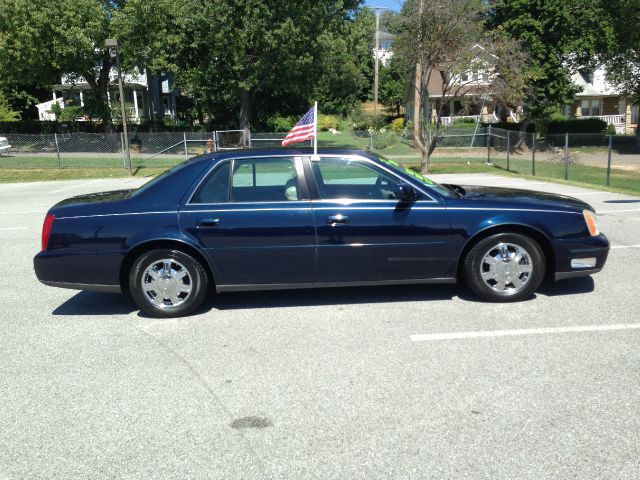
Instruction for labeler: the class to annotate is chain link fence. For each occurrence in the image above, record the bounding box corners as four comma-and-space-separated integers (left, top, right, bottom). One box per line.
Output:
487, 127, 640, 193
1, 127, 638, 194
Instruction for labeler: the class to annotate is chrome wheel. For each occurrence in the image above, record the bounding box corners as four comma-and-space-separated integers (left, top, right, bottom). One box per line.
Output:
141, 258, 192, 309
480, 242, 533, 295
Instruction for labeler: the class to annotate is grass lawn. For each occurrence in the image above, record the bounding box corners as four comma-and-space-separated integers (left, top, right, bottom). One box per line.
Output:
0, 155, 182, 170
0, 166, 170, 183
1, 149, 638, 197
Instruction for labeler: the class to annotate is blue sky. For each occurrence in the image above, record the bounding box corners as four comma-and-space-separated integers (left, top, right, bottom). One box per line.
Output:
363, 0, 403, 12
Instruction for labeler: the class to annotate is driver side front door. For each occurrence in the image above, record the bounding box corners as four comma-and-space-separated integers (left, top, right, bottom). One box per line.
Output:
307, 156, 453, 283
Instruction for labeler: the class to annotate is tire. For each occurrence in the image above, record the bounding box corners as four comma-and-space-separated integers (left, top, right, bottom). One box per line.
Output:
463, 233, 545, 302
129, 249, 209, 318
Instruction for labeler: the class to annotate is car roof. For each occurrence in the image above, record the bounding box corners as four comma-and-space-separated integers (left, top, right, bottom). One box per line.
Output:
190, 148, 374, 165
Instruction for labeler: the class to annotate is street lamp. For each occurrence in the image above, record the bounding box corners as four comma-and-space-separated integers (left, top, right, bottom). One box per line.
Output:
105, 38, 132, 175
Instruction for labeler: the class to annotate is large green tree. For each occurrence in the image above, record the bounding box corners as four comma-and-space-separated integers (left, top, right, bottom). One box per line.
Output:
601, 0, 640, 141
487, 0, 615, 120
0, 0, 158, 127
137, 0, 367, 128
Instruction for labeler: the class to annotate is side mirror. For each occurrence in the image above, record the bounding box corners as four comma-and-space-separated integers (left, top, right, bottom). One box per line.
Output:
396, 183, 418, 202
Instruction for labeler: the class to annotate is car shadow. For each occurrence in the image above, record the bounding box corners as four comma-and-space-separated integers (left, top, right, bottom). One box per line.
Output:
52, 291, 138, 316
538, 276, 595, 296
208, 283, 464, 311
51, 277, 596, 316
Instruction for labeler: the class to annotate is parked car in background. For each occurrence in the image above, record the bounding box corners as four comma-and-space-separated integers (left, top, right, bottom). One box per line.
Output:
0, 137, 11, 155
34, 149, 609, 317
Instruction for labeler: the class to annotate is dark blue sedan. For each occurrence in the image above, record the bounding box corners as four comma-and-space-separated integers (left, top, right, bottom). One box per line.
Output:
34, 149, 609, 317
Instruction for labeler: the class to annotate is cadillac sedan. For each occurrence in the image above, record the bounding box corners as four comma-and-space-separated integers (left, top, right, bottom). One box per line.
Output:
34, 149, 609, 317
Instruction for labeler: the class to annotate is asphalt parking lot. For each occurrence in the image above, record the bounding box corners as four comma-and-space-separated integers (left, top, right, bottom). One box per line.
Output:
1, 173, 639, 479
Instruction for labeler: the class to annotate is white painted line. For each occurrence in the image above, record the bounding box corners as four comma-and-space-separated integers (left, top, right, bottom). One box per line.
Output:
564, 191, 616, 196
598, 208, 640, 214
50, 179, 102, 194
610, 245, 640, 249
0, 226, 28, 231
410, 323, 640, 342
0, 210, 45, 215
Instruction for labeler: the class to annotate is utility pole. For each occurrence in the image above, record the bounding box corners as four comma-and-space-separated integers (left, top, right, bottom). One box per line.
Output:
374, 8, 380, 118
372, 6, 391, 120
413, 0, 424, 148
105, 38, 132, 176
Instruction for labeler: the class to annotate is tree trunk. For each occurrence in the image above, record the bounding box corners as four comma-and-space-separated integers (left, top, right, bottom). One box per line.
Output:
83, 60, 113, 133
239, 87, 254, 131
515, 117, 531, 151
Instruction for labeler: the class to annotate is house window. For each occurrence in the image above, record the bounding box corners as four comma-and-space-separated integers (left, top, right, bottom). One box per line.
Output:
581, 99, 601, 117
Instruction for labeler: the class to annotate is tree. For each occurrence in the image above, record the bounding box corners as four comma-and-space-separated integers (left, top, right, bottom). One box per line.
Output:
394, 0, 528, 172
600, 0, 640, 142
0, 0, 157, 128
486, 0, 615, 121
0, 92, 20, 121
140, 0, 365, 129
378, 57, 409, 116
312, 9, 376, 116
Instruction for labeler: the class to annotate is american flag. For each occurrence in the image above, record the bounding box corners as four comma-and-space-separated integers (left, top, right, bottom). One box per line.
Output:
282, 107, 316, 146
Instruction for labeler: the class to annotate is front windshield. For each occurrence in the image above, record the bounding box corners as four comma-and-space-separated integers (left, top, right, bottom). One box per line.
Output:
373, 153, 456, 198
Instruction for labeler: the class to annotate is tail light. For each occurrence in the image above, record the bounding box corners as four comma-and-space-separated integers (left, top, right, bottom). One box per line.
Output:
41, 213, 55, 251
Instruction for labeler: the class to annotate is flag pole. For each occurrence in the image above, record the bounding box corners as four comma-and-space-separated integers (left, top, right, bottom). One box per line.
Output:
313, 101, 318, 158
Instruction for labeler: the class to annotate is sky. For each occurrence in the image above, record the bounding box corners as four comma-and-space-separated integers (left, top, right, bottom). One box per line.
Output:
363, 0, 403, 12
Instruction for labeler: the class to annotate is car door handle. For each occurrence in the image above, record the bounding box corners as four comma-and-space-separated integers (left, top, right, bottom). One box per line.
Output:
196, 218, 220, 228
327, 214, 350, 225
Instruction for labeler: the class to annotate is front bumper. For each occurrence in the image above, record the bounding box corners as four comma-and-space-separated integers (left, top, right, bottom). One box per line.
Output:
553, 234, 610, 281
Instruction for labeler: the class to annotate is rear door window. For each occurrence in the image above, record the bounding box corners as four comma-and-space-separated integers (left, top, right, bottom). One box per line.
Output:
190, 162, 230, 204
231, 157, 300, 202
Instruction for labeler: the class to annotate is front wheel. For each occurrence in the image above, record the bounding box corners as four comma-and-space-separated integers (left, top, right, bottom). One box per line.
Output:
464, 233, 545, 302
129, 249, 209, 317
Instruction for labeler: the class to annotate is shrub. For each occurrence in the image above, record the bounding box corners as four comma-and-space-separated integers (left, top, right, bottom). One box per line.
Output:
318, 114, 339, 131
545, 118, 607, 134
606, 123, 617, 135
372, 130, 398, 149
483, 122, 536, 132
266, 115, 294, 132
390, 117, 405, 131
452, 117, 477, 125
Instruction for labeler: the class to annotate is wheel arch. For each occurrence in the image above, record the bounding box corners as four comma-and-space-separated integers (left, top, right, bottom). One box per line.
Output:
119, 239, 215, 292
456, 224, 555, 280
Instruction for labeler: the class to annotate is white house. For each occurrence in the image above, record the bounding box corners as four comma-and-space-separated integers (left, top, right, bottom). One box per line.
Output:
568, 66, 638, 134
374, 31, 394, 66
36, 69, 180, 123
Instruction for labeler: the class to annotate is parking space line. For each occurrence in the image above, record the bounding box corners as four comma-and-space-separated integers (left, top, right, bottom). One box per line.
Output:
610, 245, 640, 249
598, 208, 640, 214
411, 323, 640, 342
0, 226, 28, 231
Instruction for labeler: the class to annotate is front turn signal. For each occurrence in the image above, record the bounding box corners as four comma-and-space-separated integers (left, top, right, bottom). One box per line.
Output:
583, 210, 599, 237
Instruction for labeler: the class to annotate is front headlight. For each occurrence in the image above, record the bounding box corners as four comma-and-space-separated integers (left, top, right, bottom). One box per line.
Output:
583, 210, 600, 236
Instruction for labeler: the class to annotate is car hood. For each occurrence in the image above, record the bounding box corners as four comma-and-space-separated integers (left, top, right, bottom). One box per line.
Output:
455, 185, 593, 212
53, 189, 135, 208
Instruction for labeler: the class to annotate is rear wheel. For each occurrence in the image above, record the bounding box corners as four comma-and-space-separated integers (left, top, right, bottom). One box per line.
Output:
129, 249, 209, 317
464, 233, 545, 302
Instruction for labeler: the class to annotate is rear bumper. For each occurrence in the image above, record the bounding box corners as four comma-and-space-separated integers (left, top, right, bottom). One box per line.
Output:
34, 250, 123, 292
554, 235, 609, 281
